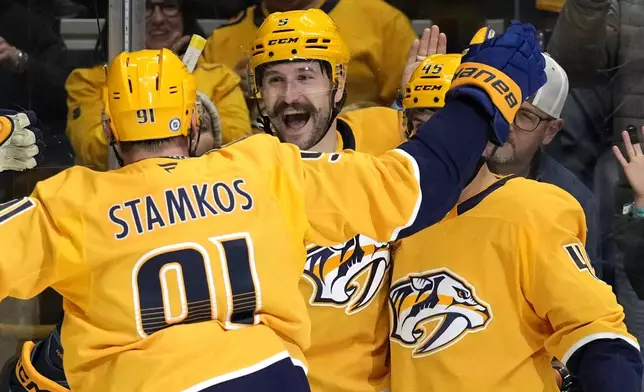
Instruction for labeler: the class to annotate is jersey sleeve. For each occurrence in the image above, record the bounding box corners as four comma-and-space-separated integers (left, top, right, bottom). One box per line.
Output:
295, 147, 421, 245
0, 184, 80, 300
521, 190, 639, 365
278, 98, 491, 246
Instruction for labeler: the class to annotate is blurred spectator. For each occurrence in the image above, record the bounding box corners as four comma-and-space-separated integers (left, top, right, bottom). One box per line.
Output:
612, 127, 644, 299
0, 0, 77, 165
52, 0, 88, 17
548, 0, 644, 354
340, 101, 382, 113
65, 0, 250, 171
193, 0, 255, 18
11, 0, 89, 18
547, 0, 619, 94
201, 0, 417, 107
487, 54, 602, 276
545, 0, 619, 188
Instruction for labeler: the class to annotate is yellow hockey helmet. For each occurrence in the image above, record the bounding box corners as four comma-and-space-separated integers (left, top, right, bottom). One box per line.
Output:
248, 9, 350, 98
402, 53, 463, 110
103, 49, 197, 143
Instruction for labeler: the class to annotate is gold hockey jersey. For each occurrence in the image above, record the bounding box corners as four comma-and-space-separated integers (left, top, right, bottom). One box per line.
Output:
302, 106, 404, 392
65, 62, 250, 171
0, 133, 427, 392
389, 176, 638, 392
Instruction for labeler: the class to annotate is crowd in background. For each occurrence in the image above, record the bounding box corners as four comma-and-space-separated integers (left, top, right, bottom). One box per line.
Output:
1, 0, 644, 372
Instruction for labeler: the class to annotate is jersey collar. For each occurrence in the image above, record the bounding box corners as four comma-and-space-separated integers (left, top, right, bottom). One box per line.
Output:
254, 0, 341, 27
335, 118, 356, 151
456, 174, 519, 216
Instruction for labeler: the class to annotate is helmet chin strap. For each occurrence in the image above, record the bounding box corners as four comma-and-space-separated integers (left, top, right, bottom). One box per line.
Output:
110, 144, 124, 168
108, 136, 125, 168
188, 124, 200, 157
256, 99, 273, 136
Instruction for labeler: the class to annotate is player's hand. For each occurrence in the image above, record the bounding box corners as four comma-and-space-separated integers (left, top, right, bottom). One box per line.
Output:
613, 127, 644, 208
446, 21, 546, 145
401, 26, 447, 93
0, 36, 22, 72
234, 56, 251, 100
0, 110, 44, 172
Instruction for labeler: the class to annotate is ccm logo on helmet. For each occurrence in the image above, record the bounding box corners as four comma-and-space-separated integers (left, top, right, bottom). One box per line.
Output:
268, 37, 299, 45
453, 66, 518, 108
414, 85, 443, 91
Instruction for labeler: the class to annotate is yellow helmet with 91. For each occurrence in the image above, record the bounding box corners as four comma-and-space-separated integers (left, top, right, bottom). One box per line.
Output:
247, 9, 350, 101
103, 48, 197, 143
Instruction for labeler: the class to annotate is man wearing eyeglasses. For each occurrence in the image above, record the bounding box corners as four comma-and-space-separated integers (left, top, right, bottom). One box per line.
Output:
64, 0, 251, 171
391, 51, 641, 392
485, 53, 601, 277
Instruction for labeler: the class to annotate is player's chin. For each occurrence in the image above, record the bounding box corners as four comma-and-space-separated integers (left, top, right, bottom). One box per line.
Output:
487, 143, 515, 162
488, 152, 515, 165
277, 124, 317, 149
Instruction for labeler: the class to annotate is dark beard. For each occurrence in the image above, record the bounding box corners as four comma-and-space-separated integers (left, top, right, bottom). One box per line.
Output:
268, 100, 331, 150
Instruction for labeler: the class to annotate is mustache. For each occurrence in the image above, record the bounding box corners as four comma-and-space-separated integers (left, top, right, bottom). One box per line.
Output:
271, 101, 318, 118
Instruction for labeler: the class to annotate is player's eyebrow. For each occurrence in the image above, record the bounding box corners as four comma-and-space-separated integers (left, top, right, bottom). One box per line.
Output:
263, 69, 284, 77
296, 65, 322, 74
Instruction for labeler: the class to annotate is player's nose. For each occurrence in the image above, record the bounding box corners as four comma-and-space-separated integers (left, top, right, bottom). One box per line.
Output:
282, 81, 302, 103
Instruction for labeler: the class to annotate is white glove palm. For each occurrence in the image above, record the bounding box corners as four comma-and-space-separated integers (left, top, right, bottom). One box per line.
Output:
0, 111, 41, 172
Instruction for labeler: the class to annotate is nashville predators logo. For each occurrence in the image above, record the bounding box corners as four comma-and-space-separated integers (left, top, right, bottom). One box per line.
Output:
389, 268, 492, 358
303, 235, 390, 314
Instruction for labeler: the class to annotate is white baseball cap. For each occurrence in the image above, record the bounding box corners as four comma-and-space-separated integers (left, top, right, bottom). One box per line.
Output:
527, 53, 569, 119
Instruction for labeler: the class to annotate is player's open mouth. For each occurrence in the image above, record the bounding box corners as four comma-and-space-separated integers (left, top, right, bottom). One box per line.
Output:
281, 111, 311, 130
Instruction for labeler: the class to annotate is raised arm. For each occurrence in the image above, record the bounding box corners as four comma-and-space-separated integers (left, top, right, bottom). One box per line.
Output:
285, 22, 547, 245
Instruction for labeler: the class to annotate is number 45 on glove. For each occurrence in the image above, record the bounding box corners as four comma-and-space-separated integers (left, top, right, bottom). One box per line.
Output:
0, 110, 44, 172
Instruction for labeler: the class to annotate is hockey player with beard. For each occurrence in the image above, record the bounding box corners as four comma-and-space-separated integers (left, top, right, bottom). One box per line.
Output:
246, 9, 404, 392
244, 9, 459, 392
0, 13, 548, 392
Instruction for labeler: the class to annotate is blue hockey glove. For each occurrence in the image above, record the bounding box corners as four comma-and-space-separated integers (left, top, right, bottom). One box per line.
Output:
446, 21, 547, 145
